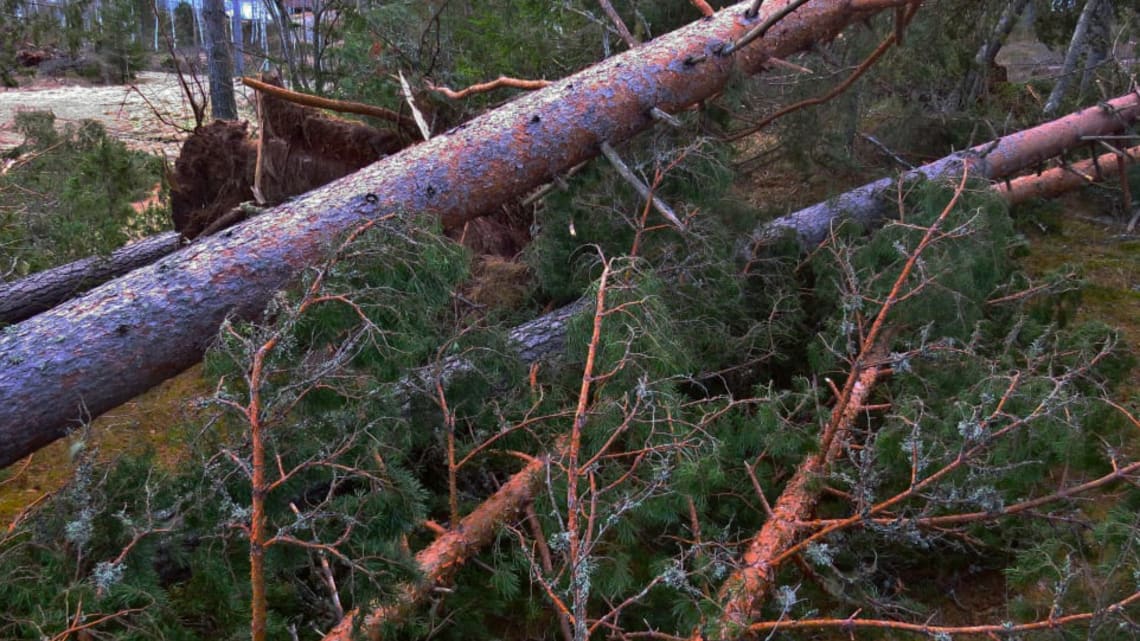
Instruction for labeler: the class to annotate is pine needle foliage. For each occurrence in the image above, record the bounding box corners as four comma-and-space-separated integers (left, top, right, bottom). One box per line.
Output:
2, 169, 1136, 639
0, 111, 167, 276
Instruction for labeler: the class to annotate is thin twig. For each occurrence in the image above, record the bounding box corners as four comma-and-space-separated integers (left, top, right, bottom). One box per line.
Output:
597, 0, 638, 48
724, 3, 919, 141
600, 141, 685, 230
731, 0, 813, 54
689, 0, 715, 17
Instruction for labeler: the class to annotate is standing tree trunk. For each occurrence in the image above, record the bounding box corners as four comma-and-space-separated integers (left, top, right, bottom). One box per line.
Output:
267, 0, 304, 90
0, 0, 946, 469
202, 0, 237, 120
958, 0, 1030, 106
1078, 0, 1112, 97
1044, 0, 1100, 115
231, 0, 244, 76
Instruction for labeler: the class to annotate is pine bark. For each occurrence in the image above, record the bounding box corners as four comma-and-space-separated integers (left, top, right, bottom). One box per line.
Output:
0, 232, 182, 325
996, 144, 1140, 205
750, 92, 1140, 250
230, 0, 243, 77
0, 0, 918, 470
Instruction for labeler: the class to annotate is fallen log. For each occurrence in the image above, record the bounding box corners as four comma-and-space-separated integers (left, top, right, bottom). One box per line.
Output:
997, 143, 1140, 205
0, 0, 917, 469
322, 445, 547, 641
445, 103, 1140, 433
0, 232, 182, 325
750, 92, 1140, 250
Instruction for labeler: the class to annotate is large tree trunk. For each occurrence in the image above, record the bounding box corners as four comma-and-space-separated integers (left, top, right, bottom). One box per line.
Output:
202, 0, 237, 120
479, 97, 1140, 422
0, 232, 182, 325
0, 0, 918, 469
230, 0, 243, 77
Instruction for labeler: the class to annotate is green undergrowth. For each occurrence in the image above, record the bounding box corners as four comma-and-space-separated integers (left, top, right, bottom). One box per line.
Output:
0, 111, 167, 277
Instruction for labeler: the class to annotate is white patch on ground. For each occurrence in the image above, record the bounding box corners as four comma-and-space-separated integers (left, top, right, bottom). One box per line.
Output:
0, 71, 253, 158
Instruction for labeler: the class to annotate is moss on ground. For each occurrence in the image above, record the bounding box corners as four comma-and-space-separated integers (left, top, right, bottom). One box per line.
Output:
0, 365, 210, 528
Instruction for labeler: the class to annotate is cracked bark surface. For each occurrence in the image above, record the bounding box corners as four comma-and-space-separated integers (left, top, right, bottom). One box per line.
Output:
0, 232, 182, 325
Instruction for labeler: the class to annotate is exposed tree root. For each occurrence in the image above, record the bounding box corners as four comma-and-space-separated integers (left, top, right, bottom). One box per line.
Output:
171, 76, 406, 240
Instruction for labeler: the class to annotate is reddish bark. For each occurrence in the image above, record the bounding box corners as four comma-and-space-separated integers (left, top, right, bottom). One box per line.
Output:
754, 92, 1140, 249
997, 144, 1140, 204
322, 457, 546, 641
0, 0, 915, 469
712, 347, 887, 636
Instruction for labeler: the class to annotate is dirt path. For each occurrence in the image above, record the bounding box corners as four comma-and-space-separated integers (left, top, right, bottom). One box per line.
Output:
0, 71, 253, 158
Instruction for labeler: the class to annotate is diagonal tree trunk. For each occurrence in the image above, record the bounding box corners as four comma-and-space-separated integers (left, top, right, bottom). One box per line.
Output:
0, 0, 920, 470
333, 120, 1140, 641
1043, 0, 1100, 116
957, 0, 1030, 107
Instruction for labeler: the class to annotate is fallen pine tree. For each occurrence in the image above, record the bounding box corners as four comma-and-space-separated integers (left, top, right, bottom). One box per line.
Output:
4, 4, 1139, 640
749, 92, 1140, 250
0, 0, 924, 470
0, 77, 411, 326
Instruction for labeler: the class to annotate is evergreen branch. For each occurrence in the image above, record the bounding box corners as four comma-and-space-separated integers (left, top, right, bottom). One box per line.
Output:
768, 333, 1119, 574
631, 589, 1140, 639
702, 169, 970, 639
722, 2, 920, 142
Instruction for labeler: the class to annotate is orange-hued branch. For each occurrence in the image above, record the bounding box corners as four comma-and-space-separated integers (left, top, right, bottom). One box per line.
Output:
241, 76, 422, 138
689, 0, 715, 16
427, 76, 552, 100
705, 171, 970, 639
323, 456, 546, 641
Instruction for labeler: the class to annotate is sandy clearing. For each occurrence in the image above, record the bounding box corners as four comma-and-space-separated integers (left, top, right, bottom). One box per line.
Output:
0, 71, 254, 158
